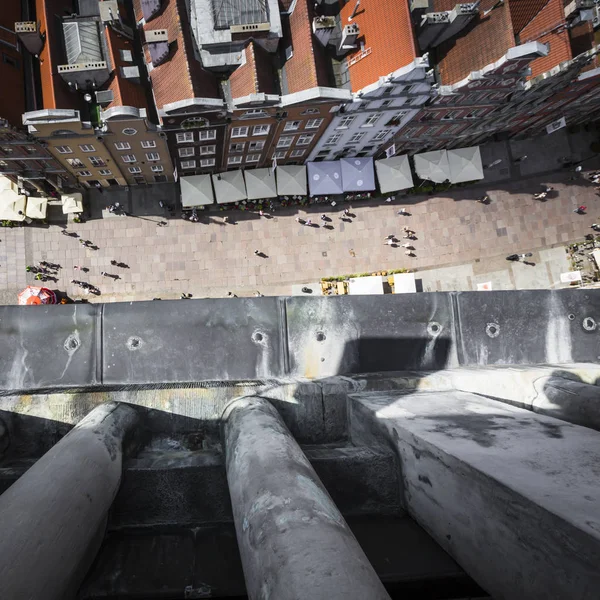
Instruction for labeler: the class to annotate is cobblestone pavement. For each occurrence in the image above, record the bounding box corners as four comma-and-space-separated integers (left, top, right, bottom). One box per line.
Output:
1, 170, 598, 303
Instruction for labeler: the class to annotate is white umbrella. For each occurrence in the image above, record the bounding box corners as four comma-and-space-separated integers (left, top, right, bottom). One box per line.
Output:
212, 171, 247, 204
180, 174, 214, 207
61, 193, 83, 214
307, 161, 343, 195
0, 175, 17, 192
244, 168, 278, 200
25, 197, 48, 219
276, 165, 307, 196
414, 150, 451, 183
375, 155, 414, 193
340, 158, 376, 192
447, 146, 484, 183
0, 189, 26, 221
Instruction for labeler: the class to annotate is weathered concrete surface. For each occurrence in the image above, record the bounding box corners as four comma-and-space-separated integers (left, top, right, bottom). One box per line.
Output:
222, 396, 391, 600
349, 390, 600, 600
0, 402, 139, 600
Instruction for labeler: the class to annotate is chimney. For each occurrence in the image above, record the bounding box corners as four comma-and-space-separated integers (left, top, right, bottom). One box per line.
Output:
340, 23, 360, 50
15, 22, 44, 56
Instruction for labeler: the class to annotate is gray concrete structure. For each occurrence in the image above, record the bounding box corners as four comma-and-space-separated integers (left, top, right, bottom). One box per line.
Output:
349, 389, 600, 600
222, 396, 391, 600
0, 402, 140, 600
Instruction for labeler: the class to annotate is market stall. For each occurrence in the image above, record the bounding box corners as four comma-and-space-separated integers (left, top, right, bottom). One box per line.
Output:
212, 170, 247, 204
61, 193, 83, 214
276, 165, 307, 196
414, 150, 451, 183
180, 174, 215, 207
340, 157, 376, 192
375, 155, 414, 193
25, 197, 48, 220
307, 160, 343, 196
447, 146, 484, 183
244, 168, 278, 200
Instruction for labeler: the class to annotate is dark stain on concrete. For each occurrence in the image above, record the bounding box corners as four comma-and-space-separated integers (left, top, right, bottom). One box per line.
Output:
538, 422, 563, 439
426, 414, 515, 448
418, 475, 432, 487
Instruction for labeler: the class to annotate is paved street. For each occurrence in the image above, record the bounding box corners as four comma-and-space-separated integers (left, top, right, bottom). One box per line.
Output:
0, 166, 597, 303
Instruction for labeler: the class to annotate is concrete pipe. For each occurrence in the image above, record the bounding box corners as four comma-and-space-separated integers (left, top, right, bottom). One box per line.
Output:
222, 396, 390, 600
0, 402, 140, 600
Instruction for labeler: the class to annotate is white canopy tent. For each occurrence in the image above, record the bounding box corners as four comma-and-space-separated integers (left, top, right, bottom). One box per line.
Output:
25, 197, 48, 219
414, 150, 451, 183
393, 272, 417, 294
276, 165, 307, 196
244, 168, 278, 200
340, 157, 376, 192
0, 188, 26, 221
61, 193, 83, 214
212, 171, 247, 204
180, 174, 214, 207
307, 161, 343, 196
375, 155, 414, 193
0, 175, 17, 192
348, 275, 385, 295
447, 146, 484, 183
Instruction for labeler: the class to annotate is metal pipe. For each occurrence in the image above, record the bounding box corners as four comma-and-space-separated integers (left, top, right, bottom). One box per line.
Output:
0, 402, 140, 600
222, 396, 390, 600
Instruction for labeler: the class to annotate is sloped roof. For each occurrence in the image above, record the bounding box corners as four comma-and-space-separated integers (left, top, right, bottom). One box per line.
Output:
508, 0, 550, 34
134, 0, 220, 110
341, 0, 418, 92
284, 0, 331, 93
230, 42, 275, 99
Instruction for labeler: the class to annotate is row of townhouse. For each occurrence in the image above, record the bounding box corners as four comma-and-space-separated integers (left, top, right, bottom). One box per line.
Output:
4, 0, 600, 195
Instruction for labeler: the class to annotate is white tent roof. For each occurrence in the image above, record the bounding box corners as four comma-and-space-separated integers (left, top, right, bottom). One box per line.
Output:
0, 176, 17, 192
340, 157, 376, 192
244, 168, 278, 200
393, 272, 417, 294
375, 155, 414, 193
414, 150, 451, 184
447, 146, 484, 183
61, 193, 83, 214
348, 275, 384, 295
25, 197, 48, 219
180, 174, 214, 207
276, 165, 307, 196
212, 171, 247, 204
307, 161, 343, 196
0, 189, 26, 221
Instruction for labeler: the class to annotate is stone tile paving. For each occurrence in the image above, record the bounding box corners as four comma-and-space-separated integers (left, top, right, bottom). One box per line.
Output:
2, 170, 600, 303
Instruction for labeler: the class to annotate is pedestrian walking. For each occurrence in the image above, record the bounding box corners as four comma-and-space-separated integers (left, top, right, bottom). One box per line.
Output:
405, 250, 414, 256
254, 250, 261, 256
401, 243, 414, 249
227, 291, 237, 297
305, 219, 312, 226
384, 239, 395, 246
397, 208, 408, 215
384, 234, 394, 240
544, 186, 554, 192
513, 155, 528, 163
320, 214, 327, 221
259, 210, 264, 217
254, 291, 263, 297
295, 217, 305, 224
574, 206, 587, 214
533, 192, 547, 200
477, 195, 490, 204
223, 216, 229, 223
344, 208, 350, 216
591, 224, 600, 231
386, 197, 393, 203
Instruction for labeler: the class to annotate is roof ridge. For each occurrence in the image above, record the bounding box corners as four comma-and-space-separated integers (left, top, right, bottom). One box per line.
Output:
511, 0, 553, 36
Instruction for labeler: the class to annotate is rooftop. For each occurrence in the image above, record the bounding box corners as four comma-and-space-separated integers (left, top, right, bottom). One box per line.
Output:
229, 42, 275, 98
210, 0, 269, 29
340, 0, 418, 93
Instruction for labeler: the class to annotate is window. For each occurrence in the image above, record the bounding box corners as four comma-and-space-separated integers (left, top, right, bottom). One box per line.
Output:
249, 140, 265, 151
230, 143, 245, 153
253, 124, 270, 136
79, 144, 95, 152
231, 126, 249, 138
242, 109, 267, 119
349, 132, 366, 143
305, 118, 324, 129
296, 134, 314, 146
380, 100, 393, 108
154, 174, 167, 183
246, 154, 260, 163
441, 110, 462, 120
301, 108, 319, 115
284, 121, 301, 132
99, 169, 112, 176
200, 158, 215, 167
290, 149, 305, 158
228, 156, 243, 165
134, 176, 146, 184
336, 115, 356, 129
78, 170, 92, 177
141, 140, 156, 148
145, 152, 160, 161
122, 128, 137, 136
199, 129, 217, 141
372, 130, 388, 142
273, 150, 287, 159
2, 53, 19, 69
181, 160, 196, 169
122, 154, 137, 163
56, 145, 72, 154
66, 158, 85, 168
128, 166, 142, 174
89, 156, 106, 167
151, 165, 164, 172
179, 147, 195, 158
277, 136, 294, 148
324, 133, 342, 146
114, 141, 131, 150
199, 145, 216, 155
176, 132, 194, 143
361, 113, 381, 127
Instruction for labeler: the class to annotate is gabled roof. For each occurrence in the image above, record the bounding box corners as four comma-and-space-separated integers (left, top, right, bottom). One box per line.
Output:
229, 42, 275, 99
284, 0, 331, 94
508, 0, 550, 34
341, 0, 418, 93
134, 0, 220, 110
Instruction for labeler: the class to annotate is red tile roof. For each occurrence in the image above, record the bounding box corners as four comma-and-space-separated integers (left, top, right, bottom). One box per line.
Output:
134, 0, 219, 110
519, 0, 570, 78
509, 0, 550, 34
437, 0, 515, 85
285, 0, 331, 93
341, 0, 418, 92
229, 42, 275, 98
104, 26, 149, 109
